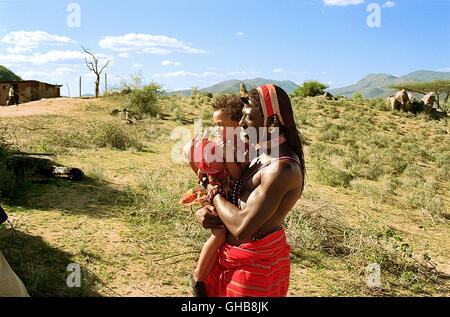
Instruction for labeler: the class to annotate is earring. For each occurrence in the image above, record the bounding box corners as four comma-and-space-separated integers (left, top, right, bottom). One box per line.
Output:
268, 116, 278, 134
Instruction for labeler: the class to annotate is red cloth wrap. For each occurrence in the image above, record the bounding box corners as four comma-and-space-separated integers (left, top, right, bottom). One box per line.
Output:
205, 228, 291, 297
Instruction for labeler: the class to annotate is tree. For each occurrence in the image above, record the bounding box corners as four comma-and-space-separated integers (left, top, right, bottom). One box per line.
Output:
293, 80, 329, 98
82, 47, 110, 98
389, 80, 450, 108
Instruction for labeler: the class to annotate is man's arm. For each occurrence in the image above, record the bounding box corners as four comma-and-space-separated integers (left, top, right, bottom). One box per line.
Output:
213, 161, 300, 241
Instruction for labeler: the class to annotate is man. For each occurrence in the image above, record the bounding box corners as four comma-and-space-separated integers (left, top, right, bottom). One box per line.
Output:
7, 84, 19, 106
196, 84, 305, 297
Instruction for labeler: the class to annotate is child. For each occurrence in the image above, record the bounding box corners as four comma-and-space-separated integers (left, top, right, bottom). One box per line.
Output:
181, 95, 245, 297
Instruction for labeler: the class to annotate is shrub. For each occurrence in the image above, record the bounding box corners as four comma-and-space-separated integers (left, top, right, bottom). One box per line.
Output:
48, 122, 143, 151
91, 121, 143, 151
352, 93, 363, 99
293, 81, 329, 98
312, 159, 353, 188
127, 83, 164, 117
0, 133, 26, 197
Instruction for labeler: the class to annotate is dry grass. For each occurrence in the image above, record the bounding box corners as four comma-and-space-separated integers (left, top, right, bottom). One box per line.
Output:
0, 93, 448, 297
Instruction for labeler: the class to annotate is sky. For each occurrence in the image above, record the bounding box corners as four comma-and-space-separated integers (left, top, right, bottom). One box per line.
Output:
0, 0, 449, 96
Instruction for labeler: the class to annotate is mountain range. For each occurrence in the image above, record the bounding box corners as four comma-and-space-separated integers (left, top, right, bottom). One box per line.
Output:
166, 78, 299, 96
2, 65, 449, 100
328, 70, 450, 99
167, 70, 450, 99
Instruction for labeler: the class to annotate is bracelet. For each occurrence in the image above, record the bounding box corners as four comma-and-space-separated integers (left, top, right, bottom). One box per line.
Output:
206, 185, 225, 204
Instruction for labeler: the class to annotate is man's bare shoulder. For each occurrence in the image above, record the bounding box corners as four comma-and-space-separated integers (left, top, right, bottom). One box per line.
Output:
261, 157, 303, 189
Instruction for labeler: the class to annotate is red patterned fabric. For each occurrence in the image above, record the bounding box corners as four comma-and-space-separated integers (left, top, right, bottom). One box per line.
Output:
205, 228, 291, 297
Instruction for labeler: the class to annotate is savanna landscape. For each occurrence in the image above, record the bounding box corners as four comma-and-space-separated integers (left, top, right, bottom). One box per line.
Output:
1, 76, 449, 297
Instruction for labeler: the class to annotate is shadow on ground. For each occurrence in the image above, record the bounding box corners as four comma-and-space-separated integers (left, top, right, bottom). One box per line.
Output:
3, 176, 133, 219
0, 227, 102, 297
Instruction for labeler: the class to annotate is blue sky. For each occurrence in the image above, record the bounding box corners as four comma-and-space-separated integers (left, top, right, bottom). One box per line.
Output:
0, 0, 449, 96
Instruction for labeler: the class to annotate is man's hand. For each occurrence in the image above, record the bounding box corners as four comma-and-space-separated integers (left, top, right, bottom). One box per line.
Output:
195, 205, 224, 229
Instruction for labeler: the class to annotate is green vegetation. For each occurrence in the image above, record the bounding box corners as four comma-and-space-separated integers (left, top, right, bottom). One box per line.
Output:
329, 70, 450, 99
0, 90, 448, 297
293, 80, 329, 98
389, 79, 450, 106
0, 65, 22, 81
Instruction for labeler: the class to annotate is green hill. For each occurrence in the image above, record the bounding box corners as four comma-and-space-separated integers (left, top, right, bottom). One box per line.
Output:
0, 65, 22, 81
329, 70, 450, 99
167, 78, 298, 96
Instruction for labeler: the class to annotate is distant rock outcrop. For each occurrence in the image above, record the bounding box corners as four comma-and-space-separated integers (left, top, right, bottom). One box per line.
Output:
240, 83, 248, 96
323, 92, 333, 100
422, 92, 437, 108
386, 89, 447, 118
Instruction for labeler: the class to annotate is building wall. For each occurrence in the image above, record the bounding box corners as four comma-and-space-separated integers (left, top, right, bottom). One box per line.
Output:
0, 81, 61, 105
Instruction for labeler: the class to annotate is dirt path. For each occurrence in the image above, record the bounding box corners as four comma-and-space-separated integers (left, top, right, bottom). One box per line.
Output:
0, 98, 94, 117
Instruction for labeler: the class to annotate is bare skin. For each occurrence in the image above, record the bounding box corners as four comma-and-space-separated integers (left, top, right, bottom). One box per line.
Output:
183, 109, 242, 181
183, 109, 243, 282
196, 101, 304, 245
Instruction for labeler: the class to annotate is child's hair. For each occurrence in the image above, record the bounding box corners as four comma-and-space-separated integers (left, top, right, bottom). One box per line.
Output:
212, 95, 245, 122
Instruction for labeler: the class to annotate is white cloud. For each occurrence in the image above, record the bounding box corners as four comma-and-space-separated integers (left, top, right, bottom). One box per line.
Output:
0, 50, 112, 66
273, 68, 284, 73
155, 70, 219, 78
324, 0, 364, 6
133, 63, 143, 68
118, 52, 132, 58
17, 67, 81, 80
321, 71, 327, 74
99, 33, 209, 55
161, 60, 181, 66
1, 30, 76, 53
236, 32, 244, 36
382, 1, 396, 8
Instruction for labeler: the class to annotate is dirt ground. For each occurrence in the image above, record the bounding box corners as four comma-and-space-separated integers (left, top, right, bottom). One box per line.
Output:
1, 96, 448, 297
0, 98, 94, 117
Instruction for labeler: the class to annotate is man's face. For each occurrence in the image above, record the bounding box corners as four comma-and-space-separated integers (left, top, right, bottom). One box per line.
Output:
239, 101, 265, 144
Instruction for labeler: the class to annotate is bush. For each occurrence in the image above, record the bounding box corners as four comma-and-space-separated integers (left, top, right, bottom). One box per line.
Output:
127, 83, 164, 117
293, 81, 329, 98
312, 159, 353, 188
0, 134, 25, 197
90, 122, 143, 151
352, 93, 364, 99
48, 122, 143, 151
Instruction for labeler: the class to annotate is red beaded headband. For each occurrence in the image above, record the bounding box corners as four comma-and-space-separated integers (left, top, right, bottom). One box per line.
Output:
256, 84, 285, 127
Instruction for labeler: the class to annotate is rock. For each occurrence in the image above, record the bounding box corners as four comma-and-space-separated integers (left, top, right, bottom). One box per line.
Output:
395, 89, 410, 109
110, 109, 120, 116
240, 83, 248, 96
388, 96, 402, 110
422, 92, 437, 108
323, 92, 333, 100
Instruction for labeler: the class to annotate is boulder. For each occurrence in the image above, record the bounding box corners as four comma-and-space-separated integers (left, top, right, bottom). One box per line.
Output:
422, 92, 437, 108
395, 89, 410, 108
240, 83, 248, 96
323, 92, 333, 100
388, 96, 402, 110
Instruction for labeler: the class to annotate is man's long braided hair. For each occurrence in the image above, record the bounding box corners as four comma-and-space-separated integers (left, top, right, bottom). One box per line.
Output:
248, 85, 306, 189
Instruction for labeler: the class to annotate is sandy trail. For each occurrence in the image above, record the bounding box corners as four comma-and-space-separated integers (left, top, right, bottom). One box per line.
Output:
0, 98, 94, 117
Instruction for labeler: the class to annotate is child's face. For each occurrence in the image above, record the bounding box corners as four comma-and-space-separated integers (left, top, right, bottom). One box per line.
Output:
213, 109, 240, 142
